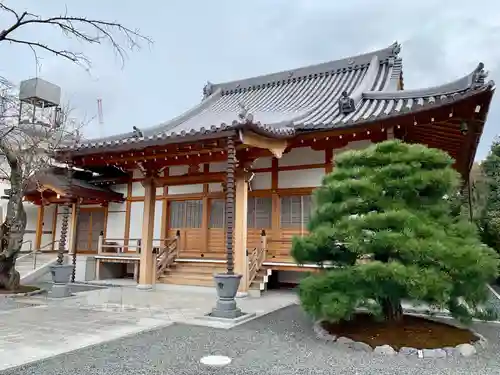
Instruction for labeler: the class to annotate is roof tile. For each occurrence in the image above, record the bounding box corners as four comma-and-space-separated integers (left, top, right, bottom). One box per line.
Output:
68, 43, 494, 154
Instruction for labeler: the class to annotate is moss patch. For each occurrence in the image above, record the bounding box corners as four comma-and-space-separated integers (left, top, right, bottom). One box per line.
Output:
0, 285, 41, 295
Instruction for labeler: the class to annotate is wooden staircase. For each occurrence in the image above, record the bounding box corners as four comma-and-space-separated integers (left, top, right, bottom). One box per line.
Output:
249, 267, 273, 297
157, 261, 226, 286
157, 231, 270, 292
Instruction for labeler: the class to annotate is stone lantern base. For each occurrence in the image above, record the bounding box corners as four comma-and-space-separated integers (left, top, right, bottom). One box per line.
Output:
49, 264, 74, 298
210, 273, 243, 319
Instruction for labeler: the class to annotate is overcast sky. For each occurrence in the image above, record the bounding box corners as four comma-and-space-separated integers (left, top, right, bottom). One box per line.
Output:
1, 0, 500, 160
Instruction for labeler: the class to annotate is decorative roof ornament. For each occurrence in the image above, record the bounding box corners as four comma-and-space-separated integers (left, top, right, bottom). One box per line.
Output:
132, 126, 143, 138
391, 41, 401, 57
203, 81, 214, 98
472, 62, 488, 88
237, 102, 254, 123
338, 91, 355, 115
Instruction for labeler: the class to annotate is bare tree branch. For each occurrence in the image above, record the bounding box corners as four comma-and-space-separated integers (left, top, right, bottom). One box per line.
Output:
0, 1, 152, 69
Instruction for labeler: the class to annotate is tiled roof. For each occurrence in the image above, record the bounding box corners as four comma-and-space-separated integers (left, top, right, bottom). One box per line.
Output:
71, 42, 494, 153
25, 168, 125, 202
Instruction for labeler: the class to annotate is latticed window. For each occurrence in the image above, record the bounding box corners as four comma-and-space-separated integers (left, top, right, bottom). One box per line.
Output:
280, 195, 313, 229
169, 200, 203, 228
247, 196, 272, 229
209, 199, 225, 228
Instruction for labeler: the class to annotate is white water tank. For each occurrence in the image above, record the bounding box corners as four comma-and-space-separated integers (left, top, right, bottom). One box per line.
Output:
19, 78, 61, 107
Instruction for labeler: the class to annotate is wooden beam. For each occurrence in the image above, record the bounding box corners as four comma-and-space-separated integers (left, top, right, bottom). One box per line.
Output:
34, 205, 44, 250
239, 130, 288, 158
201, 194, 209, 257
124, 181, 132, 249
271, 157, 280, 241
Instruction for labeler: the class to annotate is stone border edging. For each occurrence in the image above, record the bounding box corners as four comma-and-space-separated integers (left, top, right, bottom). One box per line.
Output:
313, 319, 487, 358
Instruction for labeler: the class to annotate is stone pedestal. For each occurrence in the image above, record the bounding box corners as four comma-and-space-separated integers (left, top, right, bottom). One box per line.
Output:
136, 284, 153, 291
49, 264, 74, 298
50, 283, 71, 298
211, 273, 243, 319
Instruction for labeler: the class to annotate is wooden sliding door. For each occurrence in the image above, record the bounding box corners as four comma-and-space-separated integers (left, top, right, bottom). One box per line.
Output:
76, 207, 106, 253
167, 199, 203, 255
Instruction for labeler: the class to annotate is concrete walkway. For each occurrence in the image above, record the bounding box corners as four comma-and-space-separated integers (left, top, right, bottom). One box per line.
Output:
0, 285, 298, 371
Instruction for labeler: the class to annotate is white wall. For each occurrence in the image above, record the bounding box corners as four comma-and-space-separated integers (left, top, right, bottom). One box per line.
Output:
251, 172, 271, 190
153, 200, 162, 239
278, 168, 325, 188
209, 162, 226, 173
129, 201, 144, 240
106, 201, 126, 244
208, 182, 223, 192
41, 205, 56, 248
169, 184, 203, 195
131, 181, 145, 197
279, 147, 324, 167
125, 199, 164, 243
113, 184, 127, 195
22, 202, 38, 251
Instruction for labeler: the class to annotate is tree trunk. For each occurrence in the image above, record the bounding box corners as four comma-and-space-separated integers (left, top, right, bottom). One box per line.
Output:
0, 160, 27, 291
381, 298, 403, 323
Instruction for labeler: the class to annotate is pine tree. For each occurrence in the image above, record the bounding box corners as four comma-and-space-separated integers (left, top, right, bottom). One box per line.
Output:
477, 139, 500, 254
292, 140, 499, 323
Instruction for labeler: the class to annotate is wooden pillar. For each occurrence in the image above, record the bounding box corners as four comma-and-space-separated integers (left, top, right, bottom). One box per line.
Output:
51, 205, 58, 250
34, 205, 44, 250
234, 172, 249, 292
138, 177, 156, 289
68, 203, 78, 255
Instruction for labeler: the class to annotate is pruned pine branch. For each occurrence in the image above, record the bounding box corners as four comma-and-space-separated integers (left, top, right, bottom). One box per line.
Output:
0, 2, 152, 69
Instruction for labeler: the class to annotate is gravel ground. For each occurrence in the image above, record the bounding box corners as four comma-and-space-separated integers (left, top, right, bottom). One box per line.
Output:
0, 299, 38, 312
3, 304, 500, 375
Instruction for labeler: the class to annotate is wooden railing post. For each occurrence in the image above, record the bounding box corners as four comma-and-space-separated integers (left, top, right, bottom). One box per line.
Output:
260, 229, 267, 255
97, 234, 104, 254
176, 230, 181, 257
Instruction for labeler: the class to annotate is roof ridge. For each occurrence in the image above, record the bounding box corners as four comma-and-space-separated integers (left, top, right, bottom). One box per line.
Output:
362, 62, 490, 100
202, 42, 401, 96
81, 89, 223, 146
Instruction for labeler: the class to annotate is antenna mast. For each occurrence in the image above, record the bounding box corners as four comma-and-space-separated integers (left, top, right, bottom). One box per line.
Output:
97, 98, 104, 137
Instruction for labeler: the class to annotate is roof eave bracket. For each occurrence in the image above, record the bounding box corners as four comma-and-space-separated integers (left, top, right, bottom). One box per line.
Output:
238, 129, 288, 158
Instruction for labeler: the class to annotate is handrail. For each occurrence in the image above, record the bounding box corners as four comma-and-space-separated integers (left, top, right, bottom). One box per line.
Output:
98, 237, 142, 254
39, 240, 60, 251
156, 234, 180, 276
17, 240, 61, 270
248, 232, 267, 285
17, 240, 33, 260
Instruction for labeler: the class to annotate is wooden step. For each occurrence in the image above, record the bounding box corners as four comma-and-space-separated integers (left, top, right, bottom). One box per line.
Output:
161, 272, 215, 281
169, 264, 226, 275
158, 271, 216, 287
158, 276, 215, 287
265, 256, 295, 263
177, 251, 225, 260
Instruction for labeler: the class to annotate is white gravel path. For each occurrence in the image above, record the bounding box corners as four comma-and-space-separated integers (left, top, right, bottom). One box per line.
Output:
3, 304, 500, 375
